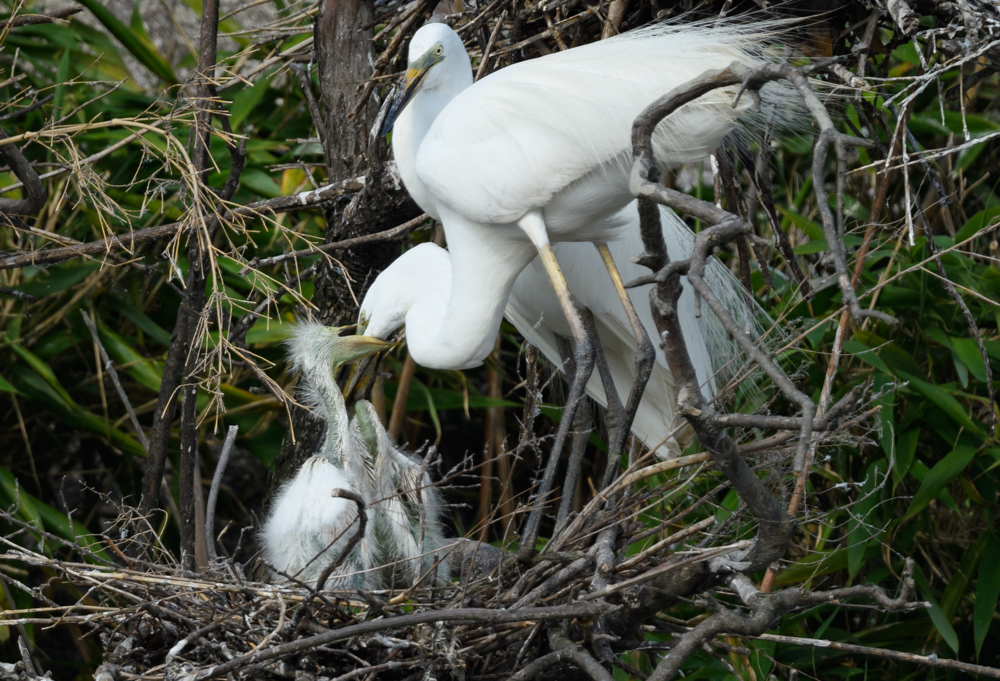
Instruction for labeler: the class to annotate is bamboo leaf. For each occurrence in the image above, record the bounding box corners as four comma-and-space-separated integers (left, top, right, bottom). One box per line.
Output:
951, 336, 989, 383
975, 534, 1000, 659
74, 0, 178, 84
904, 445, 977, 520
896, 370, 982, 434
915, 568, 960, 654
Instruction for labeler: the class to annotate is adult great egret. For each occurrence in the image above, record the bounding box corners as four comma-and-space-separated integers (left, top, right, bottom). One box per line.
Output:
360, 21, 781, 419
362, 21, 781, 369
262, 324, 451, 588
360, 20, 787, 550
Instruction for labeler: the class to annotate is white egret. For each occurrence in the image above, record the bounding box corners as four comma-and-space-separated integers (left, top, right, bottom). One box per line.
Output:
262, 323, 451, 588
360, 21, 788, 550
362, 20, 783, 365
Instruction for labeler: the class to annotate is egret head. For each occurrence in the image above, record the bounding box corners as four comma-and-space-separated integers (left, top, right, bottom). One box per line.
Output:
287, 322, 395, 372
381, 23, 470, 135
358, 243, 449, 341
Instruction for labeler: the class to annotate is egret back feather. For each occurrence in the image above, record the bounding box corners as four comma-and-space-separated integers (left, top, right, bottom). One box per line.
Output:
417, 21, 795, 229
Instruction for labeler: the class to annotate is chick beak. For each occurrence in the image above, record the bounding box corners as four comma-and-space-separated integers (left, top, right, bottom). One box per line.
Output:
335, 330, 397, 404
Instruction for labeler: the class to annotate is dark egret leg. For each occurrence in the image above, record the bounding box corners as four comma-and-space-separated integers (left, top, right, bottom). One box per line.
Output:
595, 243, 656, 490
516, 210, 596, 561
553, 334, 595, 531
553, 310, 627, 528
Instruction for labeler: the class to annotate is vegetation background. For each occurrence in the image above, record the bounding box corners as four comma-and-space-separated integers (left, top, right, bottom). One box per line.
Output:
0, 0, 998, 678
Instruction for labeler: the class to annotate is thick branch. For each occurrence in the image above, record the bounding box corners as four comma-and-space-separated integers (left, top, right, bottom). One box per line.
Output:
0, 7, 82, 28
0, 125, 46, 216
648, 561, 924, 680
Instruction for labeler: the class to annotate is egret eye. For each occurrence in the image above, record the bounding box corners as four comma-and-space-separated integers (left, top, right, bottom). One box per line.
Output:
434, 45, 443, 56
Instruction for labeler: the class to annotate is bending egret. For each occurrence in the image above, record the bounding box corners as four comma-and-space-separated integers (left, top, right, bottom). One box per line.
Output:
506, 202, 766, 457
262, 324, 451, 588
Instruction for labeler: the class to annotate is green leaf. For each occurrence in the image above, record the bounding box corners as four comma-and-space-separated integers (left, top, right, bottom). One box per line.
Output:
896, 370, 982, 434
53, 48, 70, 119
872, 373, 896, 456
848, 460, 884, 579
239, 167, 283, 198
16, 261, 101, 298
715, 489, 739, 524
779, 135, 815, 156
417, 382, 442, 443
904, 445, 977, 520
9, 365, 146, 458
941, 532, 985, 619
774, 542, 881, 588
894, 429, 919, 486
231, 72, 274, 130
0, 469, 109, 562
951, 336, 989, 383
74, 0, 178, 84
975, 534, 1000, 659
915, 568, 960, 654
956, 207, 1000, 243
97, 323, 164, 393
749, 638, 776, 680
892, 41, 921, 65
792, 240, 828, 255
0, 469, 42, 526
10, 343, 73, 404
845, 339, 892, 375
0, 374, 21, 394
778, 206, 824, 241
113, 299, 172, 346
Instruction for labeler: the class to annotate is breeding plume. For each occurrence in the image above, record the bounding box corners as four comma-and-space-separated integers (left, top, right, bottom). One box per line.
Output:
506, 203, 766, 456
261, 323, 450, 588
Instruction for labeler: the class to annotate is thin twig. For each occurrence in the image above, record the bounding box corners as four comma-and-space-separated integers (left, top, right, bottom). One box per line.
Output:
205, 425, 238, 565
80, 310, 150, 453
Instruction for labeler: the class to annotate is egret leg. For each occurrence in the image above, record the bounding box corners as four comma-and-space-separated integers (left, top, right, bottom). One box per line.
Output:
595, 243, 656, 490
516, 210, 596, 561
553, 334, 595, 531
554, 311, 624, 528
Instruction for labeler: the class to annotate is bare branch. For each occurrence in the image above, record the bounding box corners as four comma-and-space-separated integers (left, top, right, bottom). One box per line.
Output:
0, 125, 46, 216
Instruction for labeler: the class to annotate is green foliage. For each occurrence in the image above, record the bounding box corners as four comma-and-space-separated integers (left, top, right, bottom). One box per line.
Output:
0, 1, 999, 678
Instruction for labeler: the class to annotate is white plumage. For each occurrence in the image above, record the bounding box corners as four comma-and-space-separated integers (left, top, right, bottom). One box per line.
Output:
262, 323, 451, 588
362, 20, 786, 368
261, 457, 368, 585
362, 20, 785, 455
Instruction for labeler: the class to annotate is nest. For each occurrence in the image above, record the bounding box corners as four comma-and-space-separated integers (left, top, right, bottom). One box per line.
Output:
0, 443, 798, 681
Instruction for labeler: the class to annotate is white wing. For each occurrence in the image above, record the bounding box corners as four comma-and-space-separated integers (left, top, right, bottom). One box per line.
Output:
416, 23, 776, 226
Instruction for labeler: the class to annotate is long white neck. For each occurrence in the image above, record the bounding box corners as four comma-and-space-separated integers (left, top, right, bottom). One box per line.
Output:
287, 325, 352, 465
368, 232, 536, 370
391, 57, 472, 220
411, 223, 536, 368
